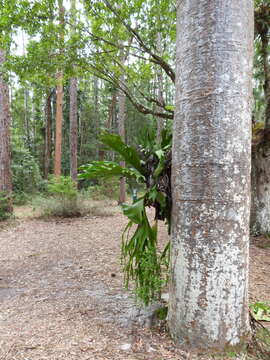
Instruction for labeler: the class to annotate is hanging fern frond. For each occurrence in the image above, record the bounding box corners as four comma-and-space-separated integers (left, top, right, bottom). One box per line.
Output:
79, 127, 172, 304
100, 131, 145, 174
79, 160, 144, 182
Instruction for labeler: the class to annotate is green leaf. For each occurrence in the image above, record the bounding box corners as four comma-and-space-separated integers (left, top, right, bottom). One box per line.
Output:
164, 105, 175, 111
122, 198, 145, 224
153, 149, 165, 178
250, 302, 270, 321
100, 131, 144, 174
78, 161, 144, 181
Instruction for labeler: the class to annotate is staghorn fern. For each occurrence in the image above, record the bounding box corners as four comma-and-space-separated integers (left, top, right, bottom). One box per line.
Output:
79, 128, 172, 305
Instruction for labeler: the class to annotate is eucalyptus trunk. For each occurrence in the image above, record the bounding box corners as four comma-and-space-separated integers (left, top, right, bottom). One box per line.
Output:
69, 77, 78, 183
54, 0, 65, 177
0, 48, 12, 212
169, 0, 253, 352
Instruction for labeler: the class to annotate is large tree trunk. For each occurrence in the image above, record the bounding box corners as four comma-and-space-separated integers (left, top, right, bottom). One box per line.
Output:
168, 0, 253, 352
0, 48, 12, 212
69, 77, 78, 183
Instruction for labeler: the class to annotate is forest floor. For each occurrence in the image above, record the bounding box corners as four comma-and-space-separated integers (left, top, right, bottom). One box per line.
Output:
0, 200, 269, 360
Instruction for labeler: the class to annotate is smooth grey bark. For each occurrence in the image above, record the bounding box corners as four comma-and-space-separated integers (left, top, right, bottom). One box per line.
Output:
0, 48, 12, 211
169, 0, 253, 351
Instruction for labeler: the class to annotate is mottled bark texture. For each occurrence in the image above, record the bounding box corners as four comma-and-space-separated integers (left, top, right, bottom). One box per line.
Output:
0, 48, 12, 211
118, 86, 126, 204
169, 0, 253, 351
69, 77, 78, 183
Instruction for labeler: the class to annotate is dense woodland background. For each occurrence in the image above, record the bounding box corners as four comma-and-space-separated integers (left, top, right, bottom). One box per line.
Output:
0, 0, 269, 217
0, 0, 175, 208
0, 0, 270, 357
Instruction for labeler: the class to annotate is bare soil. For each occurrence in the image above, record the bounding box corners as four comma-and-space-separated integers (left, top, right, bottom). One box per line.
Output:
0, 202, 269, 360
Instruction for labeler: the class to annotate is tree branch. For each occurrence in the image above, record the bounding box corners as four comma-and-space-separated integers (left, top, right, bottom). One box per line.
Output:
89, 0, 175, 83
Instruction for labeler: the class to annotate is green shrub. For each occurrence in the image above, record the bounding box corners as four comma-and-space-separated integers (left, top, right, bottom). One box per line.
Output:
0, 192, 12, 221
13, 192, 30, 206
33, 176, 91, 218
12, 139, 43, 195
47, 176, 77, 199
87, 177, 119, 200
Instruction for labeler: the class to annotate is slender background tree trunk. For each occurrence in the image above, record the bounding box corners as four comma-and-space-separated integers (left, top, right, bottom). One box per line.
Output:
69, 0, 78, 183
44, 91, 52, 179
169, 0, 253, 351
250, 17, 270, 234
69, 77, 78, 182
93, 76, 99, 160
54, 72, 63, 177
54, 0, 65, 177
156, 31, 164, 141
118, 85, 126, 204
0, 48, 12, 212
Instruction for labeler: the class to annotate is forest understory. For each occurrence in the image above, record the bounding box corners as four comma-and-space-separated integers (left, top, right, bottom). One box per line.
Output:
0, 202, 269, 360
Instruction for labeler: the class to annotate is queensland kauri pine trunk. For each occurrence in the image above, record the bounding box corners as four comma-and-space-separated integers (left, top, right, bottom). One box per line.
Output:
169, 0, 253, 352
0, 48, 12, 212
69, 77, 78, 183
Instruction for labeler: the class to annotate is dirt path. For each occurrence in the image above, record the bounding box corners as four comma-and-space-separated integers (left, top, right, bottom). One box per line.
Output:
0, 204, 269, 359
